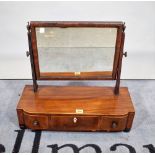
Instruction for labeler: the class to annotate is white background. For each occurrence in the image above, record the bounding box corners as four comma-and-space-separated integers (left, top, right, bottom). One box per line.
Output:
0, 1, 155, 79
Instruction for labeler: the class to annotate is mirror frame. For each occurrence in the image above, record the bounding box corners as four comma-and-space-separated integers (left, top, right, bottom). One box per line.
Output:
27, 21, 126, 94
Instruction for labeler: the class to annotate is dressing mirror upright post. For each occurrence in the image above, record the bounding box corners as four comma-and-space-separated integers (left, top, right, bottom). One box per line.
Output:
17, 21, 135, 132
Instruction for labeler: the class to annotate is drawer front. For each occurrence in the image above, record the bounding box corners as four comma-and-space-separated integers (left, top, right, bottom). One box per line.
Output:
24, 113, 49, 130
100, 116, 128, 131
50, 116, 99, 131
23, 113, 127, 131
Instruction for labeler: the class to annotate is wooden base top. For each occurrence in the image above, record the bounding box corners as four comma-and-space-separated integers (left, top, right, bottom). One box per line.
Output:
17, 85, 135, 116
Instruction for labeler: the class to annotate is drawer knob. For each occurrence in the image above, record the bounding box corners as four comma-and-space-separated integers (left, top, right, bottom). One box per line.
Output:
112, 122, 117, 128
33, 120, 39, 126
73, 117, 77, 123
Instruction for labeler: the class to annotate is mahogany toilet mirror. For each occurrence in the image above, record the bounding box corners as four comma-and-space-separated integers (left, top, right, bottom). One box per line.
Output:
17, 21, 135, 132
26, 21, 127, 94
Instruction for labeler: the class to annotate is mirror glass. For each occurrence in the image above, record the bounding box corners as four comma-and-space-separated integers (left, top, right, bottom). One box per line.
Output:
35, 27, 117, 73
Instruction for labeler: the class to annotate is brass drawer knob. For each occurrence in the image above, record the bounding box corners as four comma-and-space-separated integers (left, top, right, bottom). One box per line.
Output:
112, 122, 117, 128
33, 120, 39, 126
73, 117, 77, 123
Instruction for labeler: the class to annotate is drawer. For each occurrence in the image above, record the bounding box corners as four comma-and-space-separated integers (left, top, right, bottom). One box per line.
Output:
24, 113, 49, 130
23, 113, 127, 131
49, 116, 99, 131
100, 116, 128, 131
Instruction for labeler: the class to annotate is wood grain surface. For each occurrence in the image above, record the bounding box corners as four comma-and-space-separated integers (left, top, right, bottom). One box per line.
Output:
17, 85, 135, 131
17, 85, 134, 115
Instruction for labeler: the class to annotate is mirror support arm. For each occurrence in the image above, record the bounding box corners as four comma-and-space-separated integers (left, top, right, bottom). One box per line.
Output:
114, 24, 125, 95
27, 22, 38, 92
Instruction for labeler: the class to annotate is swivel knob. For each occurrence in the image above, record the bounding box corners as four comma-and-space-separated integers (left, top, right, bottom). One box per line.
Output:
123, 51, 127, 57
26, 51, 30, 57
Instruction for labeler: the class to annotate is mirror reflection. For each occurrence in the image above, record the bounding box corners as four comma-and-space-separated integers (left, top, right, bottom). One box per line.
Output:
35, 27, 117, 73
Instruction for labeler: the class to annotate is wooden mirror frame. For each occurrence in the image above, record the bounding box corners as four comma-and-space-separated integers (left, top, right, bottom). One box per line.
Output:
26, 21, 126, 94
